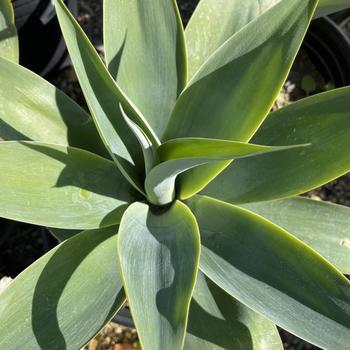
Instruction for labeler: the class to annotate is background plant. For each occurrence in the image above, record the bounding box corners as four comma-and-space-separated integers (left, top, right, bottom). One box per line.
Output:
0, 0, 350, 349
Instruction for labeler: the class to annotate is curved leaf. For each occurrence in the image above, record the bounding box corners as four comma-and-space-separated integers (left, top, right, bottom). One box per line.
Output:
185, 271, 282, 350
0, 57, 106, 157
0, 141, 135, 229
0, 227, 125, 350
163, 0, 317, 199
203, 87, 350, 204
185, 0, 345, 76
120, 104, 158, 175
185, 0, 279, 79
0, 0, 18, 62
147, 139, 308, 205
158, 137, 308, 161
187, 195, 350, 349
55, 0, 159, 193
118, 201, 200, 350
242, 197, 350, 274
104, 0, 186, 137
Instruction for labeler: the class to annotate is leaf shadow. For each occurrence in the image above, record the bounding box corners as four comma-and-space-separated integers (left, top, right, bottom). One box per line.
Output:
19, 142, 137, 227
199, 203, 350, 331
0, 26, 16, 43
186, 276, 254, 349
0, 119, 30, 141
144, 207, 197, 336
107, 32, 127, 81
74, 30, 143, 172
31, 228, 123, 349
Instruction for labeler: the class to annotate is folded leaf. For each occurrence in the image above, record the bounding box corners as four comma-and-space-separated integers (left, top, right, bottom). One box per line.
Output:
55, 0, 159, 193
104, 0, 186, 137
158, 137, 308, 161
185, 270, 283, 350
0, 227, 125, 349
0, 141, 135, 229
0, 0, 18, 62
120, 104, 158, 175
242, 197, 350, 274
118, 201, 200, 350
203, 87, 350, 204
163, 0, 317, 199
185, 0, 279, 79
147, 139, 308, 205
187, 195, 350, 349
0, 57, 107, 157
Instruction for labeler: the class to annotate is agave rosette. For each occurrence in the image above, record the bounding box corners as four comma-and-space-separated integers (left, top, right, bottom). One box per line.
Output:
0, 0, 350, 349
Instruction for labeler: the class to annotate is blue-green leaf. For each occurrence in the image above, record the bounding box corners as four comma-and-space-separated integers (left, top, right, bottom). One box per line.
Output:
163, 0, 317, 199
0, 227, 125, 349
242, 197, 350, 274
147, 139, 308, 205
118, 201, 200, 350
104, 0, 186, 137
55, 0, 159, 193
0, 0, 18, 62
185, 0, 278, 80
185, 271, 283, 350
0, 141, 134, 229
203, 87, 350, 204
187, 195, 350, 349
0, 57, 106, 157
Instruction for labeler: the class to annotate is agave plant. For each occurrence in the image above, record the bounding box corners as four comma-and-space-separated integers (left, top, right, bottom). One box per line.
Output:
1, 0, 350, 349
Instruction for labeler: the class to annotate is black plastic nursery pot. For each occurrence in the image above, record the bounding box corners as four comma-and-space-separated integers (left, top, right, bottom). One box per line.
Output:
302, 16, 350, 87
13, 0, 77, 77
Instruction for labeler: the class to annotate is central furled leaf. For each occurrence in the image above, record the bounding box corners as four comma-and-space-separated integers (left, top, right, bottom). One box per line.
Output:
146, 138, 309, 205
118, 201, 200, 350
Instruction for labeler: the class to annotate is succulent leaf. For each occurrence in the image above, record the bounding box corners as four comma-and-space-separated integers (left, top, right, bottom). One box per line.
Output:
164, 0, 318, 200
0, 141, 133, 229
147, 139, 309, 205
0, 57, 107, 157
0, 0, 18, 62
104, 0, 187, 137
241, 197, 350, 274
118, 201, 200, 350
203, 87, 350, 204
55, 0, 159, 194
0, 227, 125, 350
187, 195, 350, 349
184, 270, 283, 350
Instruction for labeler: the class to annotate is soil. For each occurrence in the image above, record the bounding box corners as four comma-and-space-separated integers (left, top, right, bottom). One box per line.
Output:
0, 1, 349, 350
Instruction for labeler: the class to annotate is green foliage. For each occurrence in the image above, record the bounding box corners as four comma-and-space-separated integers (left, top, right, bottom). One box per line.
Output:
0, 0, 18, 62
0, 0, 350, 349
